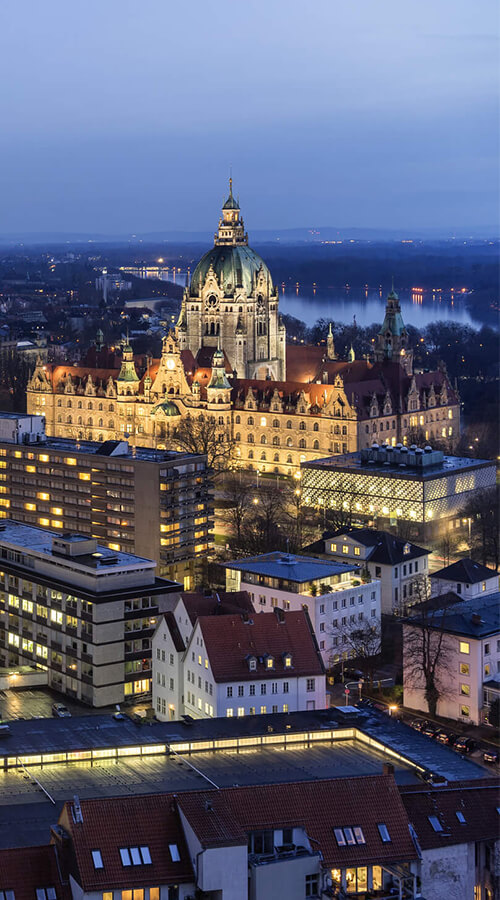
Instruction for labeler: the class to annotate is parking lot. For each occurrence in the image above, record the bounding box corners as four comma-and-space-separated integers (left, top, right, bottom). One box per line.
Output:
0, 687, 150, 721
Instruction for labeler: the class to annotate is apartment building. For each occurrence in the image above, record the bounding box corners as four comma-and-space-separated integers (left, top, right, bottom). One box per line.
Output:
431, 558, 499, 600
403, 593, 500, 724
304, 528, 430, 614
152, 607, 326, 721
0, 520, 181, 705
0, 412, 212, 587
224, 552, 381, 669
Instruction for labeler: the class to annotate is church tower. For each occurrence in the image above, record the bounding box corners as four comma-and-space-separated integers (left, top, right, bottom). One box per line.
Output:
177, 180, 286, 381
375, 284, 413, 375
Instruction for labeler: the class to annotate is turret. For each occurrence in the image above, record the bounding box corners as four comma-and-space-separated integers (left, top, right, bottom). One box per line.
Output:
116, 338, 139, 394
214, 178, 248, 246
375, 282, 413, 374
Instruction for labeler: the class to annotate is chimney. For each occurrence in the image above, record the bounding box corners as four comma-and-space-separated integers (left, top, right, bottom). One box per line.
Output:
382, 763, 395, 776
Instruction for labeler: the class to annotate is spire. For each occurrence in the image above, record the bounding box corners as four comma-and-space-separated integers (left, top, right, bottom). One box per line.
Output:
327, 322, 336, 360
216, 178, 247, 246
348, 345, 355, 362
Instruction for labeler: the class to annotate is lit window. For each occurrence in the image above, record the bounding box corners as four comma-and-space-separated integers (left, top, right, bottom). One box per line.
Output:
330, 543, 337, 552
460, 684, 470, 696
24, 502, 36, 511
91, 849, 103, 869
266, 657, 274, 669
38, 518, 50, 527
343, 827, 356, 845
354, 547, 360, 556
461, 705, 470, 717
333, 828, 346, 846
169, 843, 180, 862
36, 492, 50, 501
342, 545, 349, 554
79, 472, 91, 481
353, 827, 366, 844
226, 708, 233, 717
460, 641, 470, 655
64, 457, 77, 466
26, 465, 36, 473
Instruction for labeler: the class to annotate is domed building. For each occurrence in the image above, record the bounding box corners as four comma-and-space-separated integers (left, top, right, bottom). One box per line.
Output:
177, 180, 286, 380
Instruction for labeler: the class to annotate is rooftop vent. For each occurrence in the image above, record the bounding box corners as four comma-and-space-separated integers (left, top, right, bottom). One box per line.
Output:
471, 613, 484, 625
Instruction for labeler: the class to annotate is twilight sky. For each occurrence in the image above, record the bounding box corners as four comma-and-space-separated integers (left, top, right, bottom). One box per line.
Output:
0, 0, 498, 235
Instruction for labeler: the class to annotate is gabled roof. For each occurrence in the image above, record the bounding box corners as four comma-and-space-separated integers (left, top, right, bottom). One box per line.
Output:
163, 610, 186, 653
432, 558, 498, 585
181, 590, 254, 625
406, 593, 500, 639
400, 778, 500, 850
197, 609, 324, 682
59, 794, 193, 891
0, 845, 70, 900
177, 774, 418, 866
328, 528, 430, 565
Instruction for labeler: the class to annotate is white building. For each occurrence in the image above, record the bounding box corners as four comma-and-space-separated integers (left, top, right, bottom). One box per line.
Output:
431, 558, 499, 600
403, 593, 500, 724
224, 552, 381, 669
304, 528, 430, 615
153, 607, 326, 721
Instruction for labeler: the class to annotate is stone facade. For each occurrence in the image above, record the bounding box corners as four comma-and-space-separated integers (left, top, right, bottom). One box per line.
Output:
26, 184, 460, 476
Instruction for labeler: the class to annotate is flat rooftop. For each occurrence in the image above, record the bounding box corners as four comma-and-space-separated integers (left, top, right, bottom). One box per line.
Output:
0, 520, 154, 571
0, 707, 487, 849
302, 452, 494, 482
225, 552, 357, 583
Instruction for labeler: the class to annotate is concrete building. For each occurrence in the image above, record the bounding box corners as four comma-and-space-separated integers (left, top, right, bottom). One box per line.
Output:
304, 528, 430, 614
431, 558, 499, 600
153, 608, 326, 721
301, 443, 496, 540
0, 412, 212, 586
0, 520, 181, 705
26, 183, 460, 478
403, 593, 500, 724
224, 551, 381, 669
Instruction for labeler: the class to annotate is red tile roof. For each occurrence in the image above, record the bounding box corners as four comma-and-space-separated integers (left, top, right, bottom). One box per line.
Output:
177, 774, 418, 867
58, 794, 193, 891
399, 778, 500, 850
197, 610, 324, 682
0, 845, 70, 900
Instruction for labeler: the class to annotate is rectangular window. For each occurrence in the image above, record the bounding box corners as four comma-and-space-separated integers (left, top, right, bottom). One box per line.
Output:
169, 843, 180, 862
461, 705, 470, 717
227, 686, 232, 697
460, 641, 470, 654
120, 847, 131, 866
460, 683, 470, 696
305, 874, 319, 897
91, 849, 103, 869
306, 678, 315, 691
260, 705, 267, 714
333, 828, 346, 846
238, 685, 244, 696
485, 643, 490, 654
460, 663, 470, 675
377, 823, 391, 842
428, 816, 443, 833
354, 547, 360, 556
249, 684, 255, 696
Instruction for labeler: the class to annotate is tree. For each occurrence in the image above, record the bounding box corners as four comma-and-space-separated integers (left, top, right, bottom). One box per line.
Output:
220, 473, 253, 549
0, 350, 34, 412
320, 476, 356, 532
167, 413, 234, 474
243, 481, 286, 555
459, 486, 499, 570
403, 579, 455, 718
336, 619, 382, 686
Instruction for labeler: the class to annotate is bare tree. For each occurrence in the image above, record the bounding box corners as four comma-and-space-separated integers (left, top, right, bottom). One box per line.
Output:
220, 473, 253, 549
243, 481, 286, 555
459, 486, 499, 571
319, 475, 356, 532
167, 413, 234, 474
403, 578, 455, 718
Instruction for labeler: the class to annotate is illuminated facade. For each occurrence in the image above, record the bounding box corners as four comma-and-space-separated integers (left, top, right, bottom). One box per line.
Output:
301, 445, 496, 538
26, 184, 461, 476
0, 522, 181, 706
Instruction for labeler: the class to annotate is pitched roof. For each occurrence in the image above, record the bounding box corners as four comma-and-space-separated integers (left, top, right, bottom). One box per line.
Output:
406, 593, 500, 639
432, 558, 498, 585
59, 794, 193, 891
400, 778, 500, 850
332, 529, 430, 565
177, 774, 418, 867
198, 609, 324, 682
0, 845, 70, 900
181, 590, 254, 624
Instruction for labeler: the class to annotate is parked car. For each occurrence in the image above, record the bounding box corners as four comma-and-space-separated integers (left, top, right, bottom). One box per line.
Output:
482, 748, 499, 764
435, 731, 454, 744
454, 736, 476, 754
420, 769, 447, 785
51, 703, 71, 718
409, 719, 425, 731
422, 723, 439, 738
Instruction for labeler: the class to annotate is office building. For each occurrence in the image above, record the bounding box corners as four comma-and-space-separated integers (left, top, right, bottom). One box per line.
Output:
0, 412, 212, 587
301, 443, 496, 539
0, 520, 181, 705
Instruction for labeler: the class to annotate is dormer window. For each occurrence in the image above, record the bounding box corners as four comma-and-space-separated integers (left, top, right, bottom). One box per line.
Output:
248, 656, 257, 671
283, 653, 292, 668
403, 543, 411, 555
266, 656, 274, 670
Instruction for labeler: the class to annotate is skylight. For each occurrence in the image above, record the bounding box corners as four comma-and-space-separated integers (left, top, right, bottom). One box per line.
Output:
377, 823, 391, 842
333, 828, 346, 847
35, 892, 57, 900
353, 827, 366, 845
456, 811, 466, 824
428, 816, 443, 833
140, 846, 152, 864
169, 843, 181, 862
120, 847, 131, 866
0, 893, 16, 900
91, 849, 103, 869
333, 826, 365, 846
130, 847, 141, 865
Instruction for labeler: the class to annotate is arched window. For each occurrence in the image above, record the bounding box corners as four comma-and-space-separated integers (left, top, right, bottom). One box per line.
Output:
287, 454, 292, 464
87, 417, 93, 426
260, 435, 267, 445
342, 425, 347, 435
98, 403, 103, 411
57, 398, 62, 407
273, 419, 279, 428
334, 424, 341, 435
299, 421, 306, 431
77, 416, 82, 426
299, 438, 306, 449
286, 420, 292, 429
248, 416, 254, 425
57, 415, 62, 423
98, 434, 103, 442
235, 432, 241, 442
77, 401, 82, 409
248, 434, 254, 443
235, 415, 241, 424
260, 451, 266, 461
372, 423, 377, 432
67, 400, 72, 408
98, 418, 103, 427
313, 422, 319, 431
272, 436, 280, 446
88, 402, 93, 410
109, 420, 114, 429
286, 437, 293, 448
67, 415, 72, 424
313, 440, 319, 450
109, 403, 114, 412
248, 449, 254, 459
273, 453, 279, 462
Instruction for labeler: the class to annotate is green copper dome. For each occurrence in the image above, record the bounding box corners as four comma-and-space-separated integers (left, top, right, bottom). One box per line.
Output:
151, 400, 181, 417
190, 245, 272, 297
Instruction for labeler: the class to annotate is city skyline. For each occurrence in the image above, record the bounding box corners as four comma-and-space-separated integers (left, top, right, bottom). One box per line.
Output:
0, 0, 498, 235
